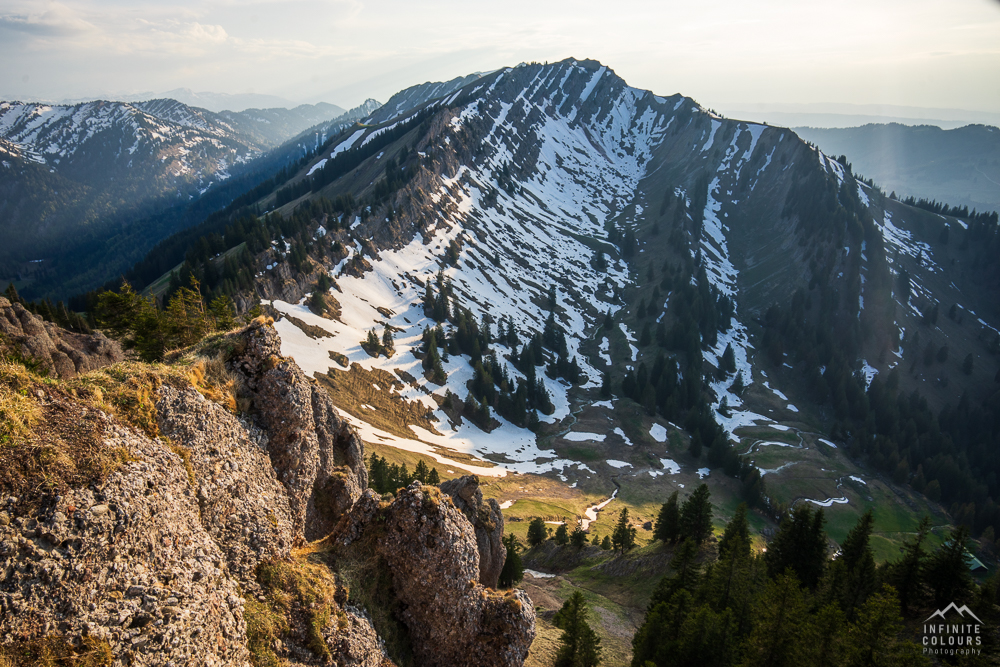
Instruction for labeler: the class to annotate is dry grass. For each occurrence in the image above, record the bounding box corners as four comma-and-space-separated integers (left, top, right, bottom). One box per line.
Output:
0, 636, 113, 666
0, 357, 190, 504
317, 365, 440, 440
253, 557, 342, 664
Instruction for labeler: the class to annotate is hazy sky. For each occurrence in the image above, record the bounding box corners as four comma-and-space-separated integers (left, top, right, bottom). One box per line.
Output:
2, 0, 999, 113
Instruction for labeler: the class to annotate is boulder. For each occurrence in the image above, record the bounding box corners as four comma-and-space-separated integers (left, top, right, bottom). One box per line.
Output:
0, 297, 123, 379
232, 318, 367, 542
335, 483, 535, 667
440, 475, 505, 588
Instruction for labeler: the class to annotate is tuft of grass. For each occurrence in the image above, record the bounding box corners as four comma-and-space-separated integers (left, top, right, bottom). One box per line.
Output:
186, 356, 240, 413
252, 557, 342, 664
0, 636, 113, 666
324, 528, 414, 666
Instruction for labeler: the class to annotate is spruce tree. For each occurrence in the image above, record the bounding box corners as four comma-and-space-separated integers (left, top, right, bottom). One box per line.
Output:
427, 467, 440, 485
885, 516, 929, 614
498, 533, 524, 588
827, 509, 877, 618
571, 526, 588, 548
527, 518, 547, 548
679, 484, 713, 544
555, 523, 570, 546
926, 525, 973, 606
718, 502, 751, 560
612, 508, 637, 552
552, 591, 602, 667
764, 505, 828, 590
654, 491, 681, 543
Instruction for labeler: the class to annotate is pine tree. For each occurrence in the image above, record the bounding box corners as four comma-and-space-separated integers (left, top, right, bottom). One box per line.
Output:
885, 516, 929, 615
427, 467, 440, 485
612, 508, 637, 552
721, 342, 736, 374
555, 523, 570, 546
414, 460, 429, 483
827, 509, 877, 618
654, 491, 681, 543
926, 526, 973, 606
571, 526, 588, 548
601, 536, 611, 550
552, 591, 602, 667
679, 484, 713, 544
527, 518, 547, 548
718, 502, 751, 559
498, 533, 524, 588
764, 505, 828, 590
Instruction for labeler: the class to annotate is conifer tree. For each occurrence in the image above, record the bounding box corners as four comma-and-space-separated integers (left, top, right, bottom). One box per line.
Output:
427, 467, 440, 485
764, 505, 828, 590
571, 526, 588, 548
926, 525, 973, 606
654, 491, 681, 544
827, 509, 877, 618
555, 523, 570, 546
718, 503, 751, 560
498, 533, 524, 588
553, 591, 602, 667
612, 508, 637, 552
527, 518, 547, 548
679, 484, 713, 545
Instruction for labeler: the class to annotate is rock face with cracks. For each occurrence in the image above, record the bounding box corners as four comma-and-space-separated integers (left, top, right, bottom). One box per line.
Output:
0, 296, 122, 379
440, 475, 505, 588
334, 483, 536, 667
232, 318, 368, 543
0, 318, 533, 666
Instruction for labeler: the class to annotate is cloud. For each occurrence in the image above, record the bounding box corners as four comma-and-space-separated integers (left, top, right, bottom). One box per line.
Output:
0, 7, 94, 36
186, 22, 228, 44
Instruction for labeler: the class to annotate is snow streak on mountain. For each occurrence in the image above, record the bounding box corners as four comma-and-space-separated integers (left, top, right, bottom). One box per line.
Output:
267, 60, 814, 478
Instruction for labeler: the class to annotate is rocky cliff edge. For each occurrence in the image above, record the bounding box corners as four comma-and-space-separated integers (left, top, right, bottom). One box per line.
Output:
0, 317, 534, 666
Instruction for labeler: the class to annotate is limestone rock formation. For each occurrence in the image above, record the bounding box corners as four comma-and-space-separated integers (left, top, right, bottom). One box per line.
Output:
232, 318, 367, 542
334, 483, 535, 667
0, 296, 122, 378
155, 385, 295, 584
440, 475, 505, 588
0, 318, 533, 666
0, 419, 251, 666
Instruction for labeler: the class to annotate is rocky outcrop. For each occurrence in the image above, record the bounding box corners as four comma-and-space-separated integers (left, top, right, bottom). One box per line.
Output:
334, 484, 535, 667
232, 318, 368, 542
155, 385, 295, 584
1, 319, 533, 666
0, 296, 122, 378
441, 475, 505, 588
0, 419, 251, 666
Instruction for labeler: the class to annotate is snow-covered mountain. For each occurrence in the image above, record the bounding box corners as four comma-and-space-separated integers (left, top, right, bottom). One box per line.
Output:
100, 59, 1000, 544
0, 97, 377, 299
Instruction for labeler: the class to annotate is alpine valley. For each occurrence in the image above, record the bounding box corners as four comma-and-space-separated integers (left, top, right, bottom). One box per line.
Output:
3, 58, 1000, 666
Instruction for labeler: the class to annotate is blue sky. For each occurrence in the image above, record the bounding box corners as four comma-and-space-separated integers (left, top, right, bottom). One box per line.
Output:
1, 0, 998, 114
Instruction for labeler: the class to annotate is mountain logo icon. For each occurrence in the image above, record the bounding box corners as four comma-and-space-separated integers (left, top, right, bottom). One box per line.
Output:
924, 603, 983, 624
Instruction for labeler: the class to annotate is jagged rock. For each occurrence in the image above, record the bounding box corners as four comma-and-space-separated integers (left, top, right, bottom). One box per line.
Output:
0, 420, 251, 666
0, 297, 122, 379
155, 385, 295, 585
440, 475, 505, 588
325, 607, 392, 667
232, 318, 367, 542
336, 482, 535, 667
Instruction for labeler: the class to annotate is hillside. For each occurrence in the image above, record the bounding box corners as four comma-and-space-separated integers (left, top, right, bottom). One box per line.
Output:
114, 57, 999, 551
795, 122, 1000, 214
0, 98, 377, 302
77, 58, 1000, 665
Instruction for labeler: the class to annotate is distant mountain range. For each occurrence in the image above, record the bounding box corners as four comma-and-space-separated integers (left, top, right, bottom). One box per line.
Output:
0, 97, 377, 299
795, 123, 1000, 213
